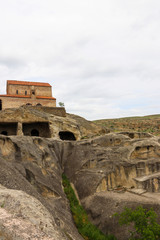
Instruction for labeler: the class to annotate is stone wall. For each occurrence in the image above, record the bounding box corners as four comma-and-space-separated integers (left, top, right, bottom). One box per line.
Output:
35, 106, 66, 117
7, 84, 52, 97
0, 97, 56, 110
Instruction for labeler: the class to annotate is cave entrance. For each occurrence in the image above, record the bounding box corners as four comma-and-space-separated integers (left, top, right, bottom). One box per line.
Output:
0, 123, 17, 136
31, 129, 39, 136
59, 131, 76, 141
1, 131, 8, 136
0, 100, 2, 110
22, 122, 51, 138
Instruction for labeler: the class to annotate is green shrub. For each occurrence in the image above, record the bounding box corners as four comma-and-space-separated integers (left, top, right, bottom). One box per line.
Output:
114, 206, 160, 240
62, 173, 116, 240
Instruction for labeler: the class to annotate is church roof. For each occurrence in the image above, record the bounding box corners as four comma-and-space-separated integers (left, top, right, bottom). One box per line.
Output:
7, 80, 51, 87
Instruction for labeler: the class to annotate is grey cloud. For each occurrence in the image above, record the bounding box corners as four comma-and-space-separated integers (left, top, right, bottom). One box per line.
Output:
79, 67, 123, 79
0, 1, 160, 120
0, 57, 26, 68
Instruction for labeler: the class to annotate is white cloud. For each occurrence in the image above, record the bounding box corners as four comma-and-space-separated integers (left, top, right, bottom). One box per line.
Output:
0, 0, 160, 120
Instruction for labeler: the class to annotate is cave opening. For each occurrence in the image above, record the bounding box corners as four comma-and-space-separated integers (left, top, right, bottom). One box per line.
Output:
59, 131, 76, 141
129, 133, 134, 139
31, 129, 39, 136
1, 131, 8, 136
22, 122, 51, 138
0, 123, 17, 136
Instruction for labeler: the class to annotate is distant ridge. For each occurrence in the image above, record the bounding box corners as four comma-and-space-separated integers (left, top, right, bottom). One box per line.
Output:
93, 114, 160, 136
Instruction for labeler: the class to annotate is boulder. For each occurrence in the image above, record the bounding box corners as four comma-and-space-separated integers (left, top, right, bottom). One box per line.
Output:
0, 185, 67, 240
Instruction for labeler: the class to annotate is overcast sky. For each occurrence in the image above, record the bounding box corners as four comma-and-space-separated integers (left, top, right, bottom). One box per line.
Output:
0, 0, 160, 120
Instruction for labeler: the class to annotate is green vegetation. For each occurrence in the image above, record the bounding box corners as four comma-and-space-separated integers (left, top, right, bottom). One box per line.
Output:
62, 173, 116, 240
58, 102, 65, 107
0, 201, 5, 208
93, 114, 160, 136
115, 206, 160, 240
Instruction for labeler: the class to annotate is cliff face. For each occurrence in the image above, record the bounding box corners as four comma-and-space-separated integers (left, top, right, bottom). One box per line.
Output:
0, 135, 84, 240
0, 108, 160, 239
62, 133, 160, 239
0, 106, 107, 140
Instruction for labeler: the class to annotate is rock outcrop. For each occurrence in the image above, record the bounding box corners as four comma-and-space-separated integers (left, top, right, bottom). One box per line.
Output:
62, 133, 160, 239
1, 108, 160, 239
0, 135, 83, 240
0, 185, 67, 240
0, 106, 107, 140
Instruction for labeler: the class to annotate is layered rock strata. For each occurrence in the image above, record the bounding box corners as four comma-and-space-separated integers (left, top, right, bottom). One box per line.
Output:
0, 109, 160, 239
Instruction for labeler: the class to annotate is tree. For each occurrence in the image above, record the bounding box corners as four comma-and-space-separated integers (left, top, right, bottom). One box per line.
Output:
114, 206, 160, 240
58, 102, 65, 107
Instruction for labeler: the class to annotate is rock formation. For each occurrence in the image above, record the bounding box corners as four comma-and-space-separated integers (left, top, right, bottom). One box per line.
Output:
62, 132, 160, 239
0, 107, 160, 239
0, 106, 107, 140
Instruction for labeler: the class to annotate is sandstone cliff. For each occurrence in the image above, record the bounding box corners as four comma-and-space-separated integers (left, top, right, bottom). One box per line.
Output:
0, 106, 107, 140
0, 108, 160, 239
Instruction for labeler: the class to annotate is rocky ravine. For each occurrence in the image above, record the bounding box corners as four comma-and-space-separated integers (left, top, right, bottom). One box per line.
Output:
0, 109, 160, 239
0, 135, 84, 240
63, 132, 160, 240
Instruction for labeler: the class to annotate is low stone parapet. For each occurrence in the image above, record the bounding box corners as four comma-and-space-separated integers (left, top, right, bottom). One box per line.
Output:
34, 106, 66, 117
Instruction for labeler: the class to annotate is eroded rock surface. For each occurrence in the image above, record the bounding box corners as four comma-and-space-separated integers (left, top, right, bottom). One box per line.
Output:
0, 185, 67, 240
62, 133, 160, 239
1, 110, 160, 239
0, 135, 83, 240
81, 191, 160, 240
0, 106, 107, 140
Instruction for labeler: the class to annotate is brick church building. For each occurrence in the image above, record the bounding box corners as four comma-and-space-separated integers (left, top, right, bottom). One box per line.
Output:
0, 80, 56, 110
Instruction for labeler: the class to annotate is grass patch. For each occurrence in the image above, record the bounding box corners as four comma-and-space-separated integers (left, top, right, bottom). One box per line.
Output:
62, 173, 116, 240
93, 114, 160, 136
